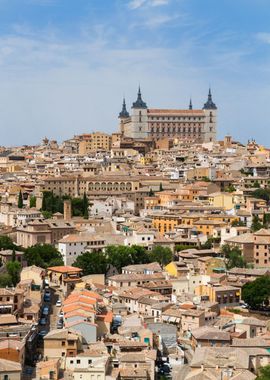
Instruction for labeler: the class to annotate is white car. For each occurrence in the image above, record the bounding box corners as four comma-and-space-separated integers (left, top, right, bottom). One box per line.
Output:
56, 300, 62, 307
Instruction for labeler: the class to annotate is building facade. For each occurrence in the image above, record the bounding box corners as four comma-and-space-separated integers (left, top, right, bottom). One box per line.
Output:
119, 88, 217, 143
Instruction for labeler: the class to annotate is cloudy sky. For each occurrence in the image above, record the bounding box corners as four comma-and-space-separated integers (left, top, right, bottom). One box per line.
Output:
0, 0, 270, 146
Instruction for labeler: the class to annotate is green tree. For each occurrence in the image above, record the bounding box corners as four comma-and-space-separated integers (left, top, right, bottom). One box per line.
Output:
148, 245, 173, 266
201, 176, 211, 182
71, 198, 84, 217
263, 213, 270, 228
12, 249, 16, 262
0, 236, 18, 251
130, 245, 150, 265
106, 245, 135, 272
231, 219, 245, 227
225, 184, 236, 193
159, 183, 163, 192
42, 210, 53, 219
256, 365, 270, 380
6, 261, 21, 286
0, 273, 13, 287
220, 244, 246, 270
201, 237, 220, 249
18, 190, 23, 209
73, 251, 107, 275
83, 192, 89, 219
242, 275, 270, 310
24, 244, 63, 268
30, 196, 36, 208
252, 188, 270, 202
149, 188, 154, 197
251, 215, 263, 232
252, 180, 260, 188
175, 244, 197, 252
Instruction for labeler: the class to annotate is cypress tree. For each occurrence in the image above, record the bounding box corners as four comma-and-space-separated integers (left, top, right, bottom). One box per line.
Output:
18, 190, 23, 209
83, 192, 89, 219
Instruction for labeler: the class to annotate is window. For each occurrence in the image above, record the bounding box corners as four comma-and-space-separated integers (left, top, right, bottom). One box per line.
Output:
62, 341, 65, 346
77, 359, 81, 364
88, 359, 92, 364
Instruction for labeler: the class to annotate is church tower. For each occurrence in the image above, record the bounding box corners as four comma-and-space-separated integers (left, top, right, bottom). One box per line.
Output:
129, 87, 149, 139
202, 88, 217, 143
118, 98, 130, 135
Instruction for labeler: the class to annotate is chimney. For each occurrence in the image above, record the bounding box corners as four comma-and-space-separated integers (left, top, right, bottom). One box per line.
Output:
64, 200, 72, 221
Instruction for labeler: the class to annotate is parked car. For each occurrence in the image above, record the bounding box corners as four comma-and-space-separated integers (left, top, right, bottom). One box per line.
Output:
58, 311, 64, 319
38, 330, 48, 338
57, 320, 63, 329
39, 317, 47, 326
44, 294, 50, 302
56, 299, 62, 307
42, 306, 50, 316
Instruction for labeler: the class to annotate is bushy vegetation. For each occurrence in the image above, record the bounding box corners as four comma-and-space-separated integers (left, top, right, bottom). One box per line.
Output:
73, 245, 173, 275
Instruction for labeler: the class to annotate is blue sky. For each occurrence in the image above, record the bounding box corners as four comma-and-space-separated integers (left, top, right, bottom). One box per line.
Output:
0, 0, 270, 145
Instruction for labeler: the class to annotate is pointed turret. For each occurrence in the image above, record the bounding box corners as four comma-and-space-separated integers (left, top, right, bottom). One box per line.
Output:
203, 88, 217, 110
118, 98, 130, 118
132, 86, 147, 109
189, 99, 193, 110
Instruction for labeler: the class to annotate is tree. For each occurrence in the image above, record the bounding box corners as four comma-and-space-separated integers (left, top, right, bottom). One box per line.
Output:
130, 245, 150, 265
242, 275, 270, 310
0, 236, 17, 250
252, 180, 260, 188
71, 198, 84, 217
256, 365, 270, 380
30, 196, 36, 208
12, 249, 16, 262
24, 244, 63, 268
149, 246, 173, 266
225, 184, 236, 193
149, 188, 154, 197
251, 215, 263, 232
0, 273, 13, 287
231, 219, 245, 227
159, 183, 163, 192
42, 210, 53, 219
18, 190, 23, 209
106, 245, 137, 272
73, 251, 107, 275
6, 261, 21, 286
83, 192, 89, 219
252, 188, 270, 202
175, 244, 197, 252
201, 237, 220, 249
220, 244, 246, 270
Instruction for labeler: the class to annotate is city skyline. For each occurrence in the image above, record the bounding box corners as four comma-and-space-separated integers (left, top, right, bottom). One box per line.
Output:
0, 0, 269, 145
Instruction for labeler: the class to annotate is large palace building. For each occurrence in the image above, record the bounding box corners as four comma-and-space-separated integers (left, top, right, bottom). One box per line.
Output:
118, 88, 217, 143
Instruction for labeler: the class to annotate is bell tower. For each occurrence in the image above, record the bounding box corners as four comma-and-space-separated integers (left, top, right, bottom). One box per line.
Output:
130, 87, 149, 139
202, 88, 217, 143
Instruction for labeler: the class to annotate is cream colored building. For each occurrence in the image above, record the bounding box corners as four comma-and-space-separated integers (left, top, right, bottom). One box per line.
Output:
118, 88, 217, 143
77, 132, 111, 154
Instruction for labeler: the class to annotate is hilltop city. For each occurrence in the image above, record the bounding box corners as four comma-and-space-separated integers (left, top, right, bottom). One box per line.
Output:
1, 88, 270, 380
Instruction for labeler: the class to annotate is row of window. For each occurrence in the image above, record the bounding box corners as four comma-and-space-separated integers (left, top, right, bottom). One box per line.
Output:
149, 116, 203, 121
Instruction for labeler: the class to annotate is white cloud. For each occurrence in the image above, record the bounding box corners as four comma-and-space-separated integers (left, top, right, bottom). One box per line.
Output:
128, 0, 169, 9
256, 32, 270, 44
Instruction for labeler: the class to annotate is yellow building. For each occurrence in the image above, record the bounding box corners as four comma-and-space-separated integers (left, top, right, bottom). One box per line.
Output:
193, 220, 227, 237
165, 261, 189, 278
152, 214, 181, 234
208, 192, 234, 210
78, 132, 111, 154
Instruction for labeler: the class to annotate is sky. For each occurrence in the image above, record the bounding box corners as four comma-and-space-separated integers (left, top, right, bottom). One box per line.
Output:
0, 0, 270, 146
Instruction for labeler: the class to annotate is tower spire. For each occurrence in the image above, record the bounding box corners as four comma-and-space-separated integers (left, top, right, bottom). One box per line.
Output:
118, 97, 130, 118
203, 88, 217, 110
189, 98, 193, 110
132, 86, 147, 109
